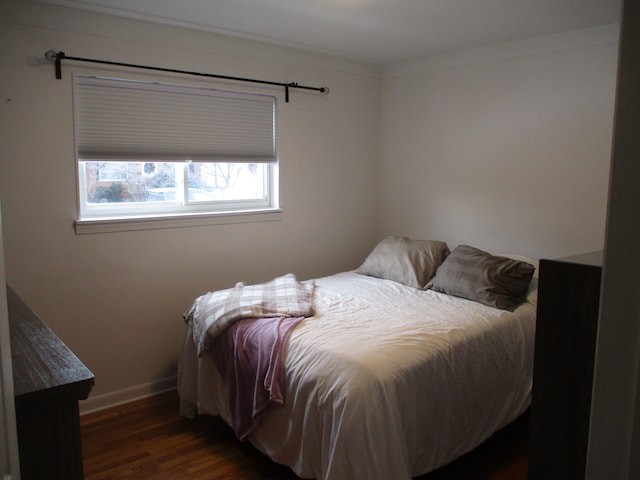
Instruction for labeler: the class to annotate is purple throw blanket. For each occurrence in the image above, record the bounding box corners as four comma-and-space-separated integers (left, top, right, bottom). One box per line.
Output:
212, 316, 304, 441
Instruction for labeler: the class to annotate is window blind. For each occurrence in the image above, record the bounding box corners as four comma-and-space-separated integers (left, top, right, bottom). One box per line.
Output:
74, 76, 276, 162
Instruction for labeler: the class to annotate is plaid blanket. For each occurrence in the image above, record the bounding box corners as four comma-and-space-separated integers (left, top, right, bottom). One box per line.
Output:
184, 273, 315, 356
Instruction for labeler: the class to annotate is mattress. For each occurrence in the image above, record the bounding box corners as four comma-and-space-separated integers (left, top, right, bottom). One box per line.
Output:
178, 270, 536, 480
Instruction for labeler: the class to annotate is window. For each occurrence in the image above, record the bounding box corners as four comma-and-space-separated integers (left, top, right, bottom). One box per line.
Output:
73, 75, 278, 229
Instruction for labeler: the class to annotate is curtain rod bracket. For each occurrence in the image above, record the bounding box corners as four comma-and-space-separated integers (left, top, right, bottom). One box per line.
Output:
44, 50, 329, 103
45, 49, 65, 79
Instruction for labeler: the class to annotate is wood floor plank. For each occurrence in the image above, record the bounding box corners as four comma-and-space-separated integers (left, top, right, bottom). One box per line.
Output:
81, 390, 528, 479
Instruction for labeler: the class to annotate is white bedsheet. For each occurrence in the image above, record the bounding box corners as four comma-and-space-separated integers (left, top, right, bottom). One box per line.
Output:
178, 271, 536, 480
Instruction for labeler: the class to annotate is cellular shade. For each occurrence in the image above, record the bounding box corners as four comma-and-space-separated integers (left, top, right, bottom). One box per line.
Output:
74, 75, 276, 162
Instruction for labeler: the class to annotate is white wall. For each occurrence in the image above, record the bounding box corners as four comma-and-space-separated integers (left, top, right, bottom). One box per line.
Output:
0, 1, 380, 410
379, 26, 619, 259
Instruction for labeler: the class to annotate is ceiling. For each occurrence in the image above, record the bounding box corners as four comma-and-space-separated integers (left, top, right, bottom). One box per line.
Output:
37, 0, 621, 65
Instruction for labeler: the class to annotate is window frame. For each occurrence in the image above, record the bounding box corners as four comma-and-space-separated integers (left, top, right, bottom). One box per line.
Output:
72, 73, 281, 234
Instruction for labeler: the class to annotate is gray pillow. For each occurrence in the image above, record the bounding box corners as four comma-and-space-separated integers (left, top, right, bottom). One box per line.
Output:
428, 244, 535, 311
356, 237, 450, 289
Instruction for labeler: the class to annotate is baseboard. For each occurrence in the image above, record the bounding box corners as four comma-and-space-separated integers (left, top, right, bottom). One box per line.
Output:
79, 375, 177, 415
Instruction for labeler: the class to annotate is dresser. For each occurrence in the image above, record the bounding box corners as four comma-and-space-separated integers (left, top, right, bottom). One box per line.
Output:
8, 286, 94, 480
527, 251, 602, 479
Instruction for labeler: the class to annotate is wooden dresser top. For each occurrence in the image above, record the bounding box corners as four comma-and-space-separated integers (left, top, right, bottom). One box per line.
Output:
7, 286, 94, 401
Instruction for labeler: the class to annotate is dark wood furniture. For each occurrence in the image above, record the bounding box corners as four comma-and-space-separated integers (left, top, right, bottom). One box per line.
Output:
8, 286, 94, 480
528, 251, 602, 479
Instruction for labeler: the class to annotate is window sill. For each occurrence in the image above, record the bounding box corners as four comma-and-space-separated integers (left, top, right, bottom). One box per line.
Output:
74, 209, 283, 235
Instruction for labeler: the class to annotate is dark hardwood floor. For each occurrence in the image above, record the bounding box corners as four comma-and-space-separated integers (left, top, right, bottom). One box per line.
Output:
81, 390, 529, 479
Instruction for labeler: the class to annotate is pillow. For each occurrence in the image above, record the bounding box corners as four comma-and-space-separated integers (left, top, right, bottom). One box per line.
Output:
496, 253, 539, 305
356, 236, 450, 289
428, 245, 536, 311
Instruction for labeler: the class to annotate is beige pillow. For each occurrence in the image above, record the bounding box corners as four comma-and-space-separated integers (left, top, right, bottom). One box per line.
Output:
356, 237, 450, 289
428, 245, 535, 311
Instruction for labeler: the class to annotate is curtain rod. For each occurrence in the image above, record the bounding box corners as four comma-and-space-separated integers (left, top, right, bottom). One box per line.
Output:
44, 50, 329, 103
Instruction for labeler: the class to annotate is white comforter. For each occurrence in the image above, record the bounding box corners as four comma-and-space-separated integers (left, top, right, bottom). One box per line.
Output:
178, 271, 536, 480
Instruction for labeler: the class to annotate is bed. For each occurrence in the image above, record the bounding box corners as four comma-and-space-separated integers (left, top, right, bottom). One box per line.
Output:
178, 238, 538, 480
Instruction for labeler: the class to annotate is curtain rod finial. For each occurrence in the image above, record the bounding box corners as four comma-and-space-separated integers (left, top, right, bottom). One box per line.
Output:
321, 87, 330, 95
44, 50, 59, 62
45, 50, 65, 79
